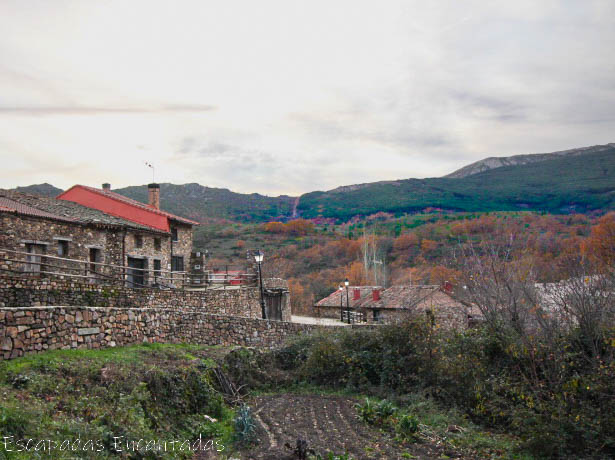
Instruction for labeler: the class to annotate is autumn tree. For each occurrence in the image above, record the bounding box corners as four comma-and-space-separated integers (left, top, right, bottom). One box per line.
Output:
583, 212, 615, 267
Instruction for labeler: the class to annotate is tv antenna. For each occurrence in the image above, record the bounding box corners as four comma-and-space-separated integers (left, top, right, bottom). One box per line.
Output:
145, 162, 155, 183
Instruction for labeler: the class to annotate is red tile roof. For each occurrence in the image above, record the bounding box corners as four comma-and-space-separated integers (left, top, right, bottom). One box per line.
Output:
57, 185, 199, 232
62, 185, 199, 226
315, 286, 382, 308
354, 285, 441, 310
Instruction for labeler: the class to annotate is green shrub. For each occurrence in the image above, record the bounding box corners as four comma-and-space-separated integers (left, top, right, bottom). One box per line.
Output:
233, 405, 256, 445
395, 414, 420, 440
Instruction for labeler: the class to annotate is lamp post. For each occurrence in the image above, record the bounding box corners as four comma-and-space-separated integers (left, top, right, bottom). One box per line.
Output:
339, 285, 344, 322
344, 278, 350, 324
254, 250, 266, 319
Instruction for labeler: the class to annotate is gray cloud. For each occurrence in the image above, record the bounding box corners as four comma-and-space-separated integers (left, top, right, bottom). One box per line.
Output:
0, 0, 614, 194
0, 104, 217, 116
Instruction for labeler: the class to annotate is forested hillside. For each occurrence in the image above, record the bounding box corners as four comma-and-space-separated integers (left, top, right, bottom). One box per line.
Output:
298, 148, 615, 220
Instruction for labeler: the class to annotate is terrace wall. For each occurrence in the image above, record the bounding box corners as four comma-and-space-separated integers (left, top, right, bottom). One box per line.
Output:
0, 306, 321, 360
0, 275, 264, 318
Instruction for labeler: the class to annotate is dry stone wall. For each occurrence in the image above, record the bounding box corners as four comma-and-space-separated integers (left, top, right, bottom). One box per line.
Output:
0, 306, 321, 360
0, 275, 264, 318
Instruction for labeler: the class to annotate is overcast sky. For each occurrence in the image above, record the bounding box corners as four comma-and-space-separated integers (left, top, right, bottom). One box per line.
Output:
1, 0, 614, 196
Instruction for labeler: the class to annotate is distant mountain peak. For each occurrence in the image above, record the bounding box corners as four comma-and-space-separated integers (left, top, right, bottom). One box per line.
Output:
13, 183, 63, 197
446, 143, 615, 179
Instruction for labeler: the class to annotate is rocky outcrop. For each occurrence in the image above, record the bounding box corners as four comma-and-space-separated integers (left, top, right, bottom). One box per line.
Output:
446, 143, 615, 178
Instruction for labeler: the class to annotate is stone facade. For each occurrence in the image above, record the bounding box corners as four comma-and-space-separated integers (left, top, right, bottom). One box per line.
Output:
0, 213, 125, 276
0, 306, 322, 360
123, 229, 173, 285
0, 189, 196, 289
0, 212, 193, 289
170, 223, 193, 274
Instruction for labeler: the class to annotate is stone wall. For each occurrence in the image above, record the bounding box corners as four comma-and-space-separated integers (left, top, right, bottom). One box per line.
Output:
0, 306, 322, 360
123, 229, 172, 282
170, 223, 193, 274
0, 275, 263, 318
0, 213, 124, 272
0, 213, 178, 287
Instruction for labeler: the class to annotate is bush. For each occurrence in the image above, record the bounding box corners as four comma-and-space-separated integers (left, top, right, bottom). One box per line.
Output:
395, 414, 420, 440
226, 321, 615, 458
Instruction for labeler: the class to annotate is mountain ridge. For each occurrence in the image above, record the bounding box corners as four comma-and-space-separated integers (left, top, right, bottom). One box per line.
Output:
10, 142, 615, 222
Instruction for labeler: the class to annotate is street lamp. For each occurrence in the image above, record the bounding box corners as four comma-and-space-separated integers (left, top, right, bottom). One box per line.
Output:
344, 278, 350, 324
254, 250, 266, 319
339, 285, 344, 322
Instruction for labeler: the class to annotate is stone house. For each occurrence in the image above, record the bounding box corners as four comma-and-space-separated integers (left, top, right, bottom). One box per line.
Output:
57, 183, 198, 285
0, 189, 165, 283
315, 284, 479, 328
0, 184, 197, 288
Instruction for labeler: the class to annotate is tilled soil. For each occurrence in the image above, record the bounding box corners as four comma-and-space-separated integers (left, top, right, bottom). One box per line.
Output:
235, 394, 474, 460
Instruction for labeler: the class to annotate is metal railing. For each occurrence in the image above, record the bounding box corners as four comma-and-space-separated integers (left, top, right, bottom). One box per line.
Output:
342, 310, 365, 324
0, 248, 256, 289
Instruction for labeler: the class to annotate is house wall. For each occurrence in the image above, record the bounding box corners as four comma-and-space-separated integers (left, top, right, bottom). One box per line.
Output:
0, 306, 322, 360
0, 214, 177, 287
123, 229, 172, 285
0, 214, 124, 275
170, 223, 193, 273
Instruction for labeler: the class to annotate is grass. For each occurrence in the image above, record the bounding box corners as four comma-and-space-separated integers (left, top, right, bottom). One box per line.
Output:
0, 343, 236, 459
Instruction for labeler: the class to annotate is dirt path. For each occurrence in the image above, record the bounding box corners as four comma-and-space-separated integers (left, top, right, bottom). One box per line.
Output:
235, 394, 471, 460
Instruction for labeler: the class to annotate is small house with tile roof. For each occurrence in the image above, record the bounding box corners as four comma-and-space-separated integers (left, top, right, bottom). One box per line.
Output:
315, 284, 479, 328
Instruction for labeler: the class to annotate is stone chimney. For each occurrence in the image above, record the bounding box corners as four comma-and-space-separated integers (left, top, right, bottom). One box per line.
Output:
102, 183, 111, 191
148, 183, 160, 209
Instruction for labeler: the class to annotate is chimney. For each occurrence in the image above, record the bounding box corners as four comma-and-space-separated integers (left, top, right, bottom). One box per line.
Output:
148, 183, 160, 209
443, 281, 453, 293
353, 288, 360, 300
372, 288, 381, 301
102, 183, 111, 191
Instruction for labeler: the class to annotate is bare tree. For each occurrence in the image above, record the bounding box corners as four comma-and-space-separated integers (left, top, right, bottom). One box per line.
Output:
454, 234, 544, 339
361, 229, 389, 287
540, 257, 615, 358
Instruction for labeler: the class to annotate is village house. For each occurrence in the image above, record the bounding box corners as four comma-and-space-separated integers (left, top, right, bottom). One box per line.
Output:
315, 284, 479, 328
57, 183, 198, 286
0, 183, 198, 288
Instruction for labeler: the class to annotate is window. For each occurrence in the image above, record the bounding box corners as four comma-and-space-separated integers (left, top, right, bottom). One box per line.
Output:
89, 248, 101, 274
171, 227, 178, 242
134, 234, 143, 248
194, 264, 201, 270
25, 243, 45, 273
153, 259, 161, 284
57, 240, 69, 257
154, 238, 161, 251
171, 256, 184, 272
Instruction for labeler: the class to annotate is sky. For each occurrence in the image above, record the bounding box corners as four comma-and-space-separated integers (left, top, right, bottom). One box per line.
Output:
1, 0, 614, 196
